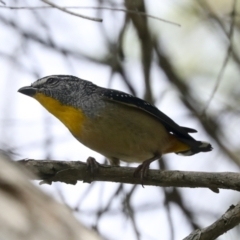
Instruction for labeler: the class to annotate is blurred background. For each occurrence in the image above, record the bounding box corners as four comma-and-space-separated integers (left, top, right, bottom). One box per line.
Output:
0, 0, 240, 239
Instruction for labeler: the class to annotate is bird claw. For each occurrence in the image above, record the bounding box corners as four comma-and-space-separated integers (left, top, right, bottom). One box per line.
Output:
133, 161, 151, 187
86, 157, 100, 175
133, 155, 161, 187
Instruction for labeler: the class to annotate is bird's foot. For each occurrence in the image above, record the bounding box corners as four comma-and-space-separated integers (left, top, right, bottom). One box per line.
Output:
133, 155, 161, 187
86, 157, 100, 175
133, 160, 152, 187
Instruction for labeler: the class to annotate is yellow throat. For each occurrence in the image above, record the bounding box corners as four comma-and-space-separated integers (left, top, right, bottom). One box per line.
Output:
34, 92, 85, 136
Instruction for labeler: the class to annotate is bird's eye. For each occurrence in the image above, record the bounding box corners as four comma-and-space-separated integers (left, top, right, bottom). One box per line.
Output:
46, 78, 58, 85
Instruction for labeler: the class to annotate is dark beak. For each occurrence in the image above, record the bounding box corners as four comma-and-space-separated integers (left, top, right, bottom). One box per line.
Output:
18, 86, 37, 97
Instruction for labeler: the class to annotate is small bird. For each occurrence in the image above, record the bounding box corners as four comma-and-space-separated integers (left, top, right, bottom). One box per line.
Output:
18, 75, 212, 179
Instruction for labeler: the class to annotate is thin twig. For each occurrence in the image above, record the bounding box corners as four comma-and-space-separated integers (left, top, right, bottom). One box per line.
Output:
0, 5, 180, 26
41, 0, 102, 22
202, 0, 237, 115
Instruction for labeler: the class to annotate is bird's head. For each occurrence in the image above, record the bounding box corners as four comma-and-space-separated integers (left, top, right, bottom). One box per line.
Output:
18, 75, 96, 107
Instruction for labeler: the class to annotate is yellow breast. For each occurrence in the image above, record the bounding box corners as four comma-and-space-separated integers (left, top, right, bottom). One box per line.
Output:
34, 93, 85, 136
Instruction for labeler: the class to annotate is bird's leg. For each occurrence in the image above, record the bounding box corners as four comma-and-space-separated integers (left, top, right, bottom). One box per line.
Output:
108, 157, 120, 166
134, 154, 161, 185
86, 157, 100, 174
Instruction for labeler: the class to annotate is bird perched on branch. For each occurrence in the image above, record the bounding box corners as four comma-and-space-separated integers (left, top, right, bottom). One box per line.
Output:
18, 75, 212, 180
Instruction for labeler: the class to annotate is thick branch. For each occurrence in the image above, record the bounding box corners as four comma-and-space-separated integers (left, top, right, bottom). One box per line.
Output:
0, 154, 102, 240
183, 202, 240, 240
18, 159, 240, 192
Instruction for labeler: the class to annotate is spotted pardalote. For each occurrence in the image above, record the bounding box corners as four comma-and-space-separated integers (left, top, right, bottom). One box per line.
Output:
18, 75, 212, 178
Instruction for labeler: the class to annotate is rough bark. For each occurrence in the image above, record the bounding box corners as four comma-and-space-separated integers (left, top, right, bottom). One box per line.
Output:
18, 159, 240, 193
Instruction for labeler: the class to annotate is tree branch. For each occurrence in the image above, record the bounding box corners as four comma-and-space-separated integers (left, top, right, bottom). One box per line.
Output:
0, 5, 180, 26
183, 202, 240, 240
41, 0, 103, 22
0, 154, 103, 240
18, 159, 240, 192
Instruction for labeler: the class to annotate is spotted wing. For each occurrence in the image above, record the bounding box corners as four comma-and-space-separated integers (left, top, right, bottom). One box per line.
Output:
101, 88, 196, 140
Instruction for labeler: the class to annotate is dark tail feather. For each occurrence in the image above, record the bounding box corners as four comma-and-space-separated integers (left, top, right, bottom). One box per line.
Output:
181, 126, 197, 133
176, 141, 213, 156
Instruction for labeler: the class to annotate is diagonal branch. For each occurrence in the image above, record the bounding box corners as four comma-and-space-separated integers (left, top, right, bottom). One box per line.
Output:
17, 159, 240, 192
202, 0, 237, 115
41, 0, 103, 22
183, 202, 240, 240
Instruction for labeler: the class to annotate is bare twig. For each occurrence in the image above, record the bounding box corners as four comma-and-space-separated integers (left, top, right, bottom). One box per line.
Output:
17, 159, 240, 192
0, 5, 180, 26
183, 202, 240, 240
41, 0, 102, 22
202, 0, 237, 114
123, 185, 141, 240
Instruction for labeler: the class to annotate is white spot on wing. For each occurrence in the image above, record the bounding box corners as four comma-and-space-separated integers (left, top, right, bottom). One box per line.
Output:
200, 142, 210, 148
176, 150, 193, 156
